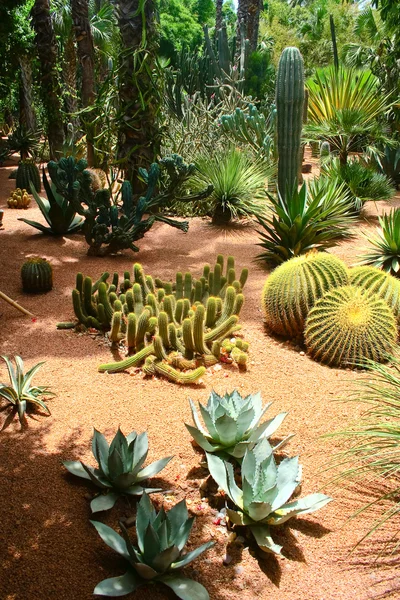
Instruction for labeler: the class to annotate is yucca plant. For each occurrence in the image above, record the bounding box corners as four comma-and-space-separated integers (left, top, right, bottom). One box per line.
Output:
18, 170, 83, 235
7, 126, 41, 161
207, 438, 332, 555
327, 354, 400, 553
360, 209, 400, 275
185, 390, 292, 459
188, 147, 271, 224
257, 179, 354, 264
64, 428, 173, 512
322, 157, 394, 212
305, 66, 393, 165
0, 355, 53, 425
91, 493, 213, 598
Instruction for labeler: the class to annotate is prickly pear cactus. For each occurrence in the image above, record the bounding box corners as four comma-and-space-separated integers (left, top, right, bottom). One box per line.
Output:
262, 252, 348, 337
305, 286, 397, 367
21, 257, 53, 293
349, 265, 400, 322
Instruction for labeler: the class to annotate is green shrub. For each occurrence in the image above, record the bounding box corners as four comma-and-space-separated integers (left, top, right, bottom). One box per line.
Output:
359, 209, 400, 275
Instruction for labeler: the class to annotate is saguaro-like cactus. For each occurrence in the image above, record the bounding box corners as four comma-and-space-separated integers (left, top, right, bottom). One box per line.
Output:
276, 47, 305, 200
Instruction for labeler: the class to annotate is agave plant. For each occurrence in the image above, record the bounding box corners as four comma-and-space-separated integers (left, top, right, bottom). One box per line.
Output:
188, 147, 272, 224
91, 493, 213, 598
257, 179, 354, 264
359, 209, 400, 275
18, 170, 83, 235
207, 439, 332, 554
64, 428, 173, 512
7, 126, 41, 161
0, 355, 53, 425
185, 390, 292, 459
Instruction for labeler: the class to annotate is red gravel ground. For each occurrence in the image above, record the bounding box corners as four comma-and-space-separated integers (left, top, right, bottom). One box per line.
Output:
1, 155, 399, 600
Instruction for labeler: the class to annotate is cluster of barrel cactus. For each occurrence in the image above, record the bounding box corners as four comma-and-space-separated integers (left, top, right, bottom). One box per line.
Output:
61, 256, 250, 384
7, 188, 31, 209
262, 252, 400, 367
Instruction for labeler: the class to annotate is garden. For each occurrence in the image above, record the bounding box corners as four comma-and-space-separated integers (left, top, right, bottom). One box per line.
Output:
1, 1, 400, 599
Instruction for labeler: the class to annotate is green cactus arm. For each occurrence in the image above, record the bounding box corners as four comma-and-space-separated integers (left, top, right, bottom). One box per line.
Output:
98, 344, 154, 373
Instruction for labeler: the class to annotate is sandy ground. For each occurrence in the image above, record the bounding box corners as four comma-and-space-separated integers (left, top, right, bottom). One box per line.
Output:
1, 154, 399, 600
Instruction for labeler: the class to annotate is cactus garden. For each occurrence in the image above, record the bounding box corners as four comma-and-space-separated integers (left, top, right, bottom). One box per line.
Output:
1, 2, 400, 600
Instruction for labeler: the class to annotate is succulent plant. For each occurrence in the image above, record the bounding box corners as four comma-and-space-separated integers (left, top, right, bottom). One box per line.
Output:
7, 188, 31, 209
276, 47, 305, 199
21, 257, 53, 293
207, 439, 332, 555
63, 428, 173, 512
16, 158, 41, 192
185, 390, 292, 459
349, 265, 400, 321
305, 286, 398, 367
91, 493, 213, 598
262, 252, 348, 337
0, 355, 53, 425
359, 209, 400, 275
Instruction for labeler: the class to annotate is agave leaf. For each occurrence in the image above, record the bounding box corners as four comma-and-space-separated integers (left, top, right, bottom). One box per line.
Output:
91, 492, 120, 513
92, 429, 110, 476
142, 523, 161, 566
185, 424, 216, 453
206, 452, 229, 497
272, 433, 296, 452
174, 518, 195, 552
108, 447, 125, 480
226, 508, 246, 525
1, 355, 18, 391
136, 493, 156, 553
247, 501, 273, 522
111, 472, 140, 490
171, 541, 214, 570
135, 455, 173, 482
270, 457, 301, 511
81, 462, 112, 489
152, 545, 181, 572
225, 461, 244, 508
268, 493, 332, 525
131, 432, 149, 475
154, 517, 168, 551
248, 412, 288, 442
236, 406, 256, 439
0, 386, 18, 404
199, 403, 219, 440
166, 499, 190, 542
133, 562, 159, 579
109, 429, 129, 466
17, 399, 26, 422
128, 485, 162, 495
20, 361, 45, 395
162, 575, 210, 600
90, 520, 130, 560
214, 414, 239, 446
189, 399, 208, 435
63, 460, 92, 481
250, 524, 282, 555
17, 218, 52, 234
93, 570, 140, 597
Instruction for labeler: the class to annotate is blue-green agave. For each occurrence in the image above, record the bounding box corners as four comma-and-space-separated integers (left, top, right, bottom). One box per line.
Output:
207, 438, 332, 555
63, 428, 173, 512
185, 390, 292, 459
91, 493, 214, 598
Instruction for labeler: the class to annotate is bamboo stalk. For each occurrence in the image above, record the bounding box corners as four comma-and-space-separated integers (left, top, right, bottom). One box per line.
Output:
0, 291, 34, 317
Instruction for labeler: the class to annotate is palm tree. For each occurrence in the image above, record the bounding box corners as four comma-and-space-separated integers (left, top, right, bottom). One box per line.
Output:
237, 0, 262, 52
31, 0, 64, 158
304, 66, 393, 165
215, 0, 223, 32
114, 0, 161, 185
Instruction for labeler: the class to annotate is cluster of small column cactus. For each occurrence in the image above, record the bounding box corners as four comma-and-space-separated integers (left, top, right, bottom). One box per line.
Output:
63, 256, 250, 384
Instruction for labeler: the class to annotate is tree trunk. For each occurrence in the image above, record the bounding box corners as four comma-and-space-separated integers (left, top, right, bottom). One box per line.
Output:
115, 0, 161, 187
215, 0, 223, 32
237, 0, 262, 53
63, 33, 80, 129
31, 0, 64, 159
71, 0, 96, 166
18, 55, 36, 132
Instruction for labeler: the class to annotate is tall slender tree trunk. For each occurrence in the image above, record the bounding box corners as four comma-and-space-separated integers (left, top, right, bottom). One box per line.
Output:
19, 55, 36, 132
237, 0, 262, 52
115, 0, 160, 187
31, 0, 64, 159
215, 0, 223, 32
71, 0, 96, 166
63, 33, 80, 129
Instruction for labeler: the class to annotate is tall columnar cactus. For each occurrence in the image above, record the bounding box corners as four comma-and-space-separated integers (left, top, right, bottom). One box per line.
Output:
21, 257, 53, 293
276, 47, 305, 200
305, 286, 397, 367
16, 158, 41, 192
349, 266, 400, 322
262, 252, 348, 337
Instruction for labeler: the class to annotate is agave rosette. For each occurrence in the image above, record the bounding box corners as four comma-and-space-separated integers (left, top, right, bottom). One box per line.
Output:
207, 438, 332, 554
91, 493, 213, 599
64, 428, 173, 512
186, 390, 292, 459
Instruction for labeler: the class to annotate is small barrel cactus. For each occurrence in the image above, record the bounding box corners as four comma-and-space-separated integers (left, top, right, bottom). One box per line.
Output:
349, 265, 400, 321
21, 257, 53, 293
16, 158, 41, 192
262, 252, 348, 337
305, 285, 397, 367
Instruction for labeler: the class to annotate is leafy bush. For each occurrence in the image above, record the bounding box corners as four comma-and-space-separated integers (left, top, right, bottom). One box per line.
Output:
360, 209, 400, 275
322, 157, 395, 211
257, 179, 354, 264
188, 147, 271, 224
91, 493, 213, 598
0, 355, 53, 425
207, 438, 332, 555
64, 428, 173, 512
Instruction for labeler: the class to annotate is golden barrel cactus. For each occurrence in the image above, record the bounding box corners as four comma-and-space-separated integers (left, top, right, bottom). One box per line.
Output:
305, 285, 397, 367
349, 265, 400, 322
262, 252, 348, 337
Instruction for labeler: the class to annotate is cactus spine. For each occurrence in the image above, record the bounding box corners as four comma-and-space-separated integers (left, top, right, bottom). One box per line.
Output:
276, 47, 305, 199
21, 257, 53, 293
305, 286, 397, 367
